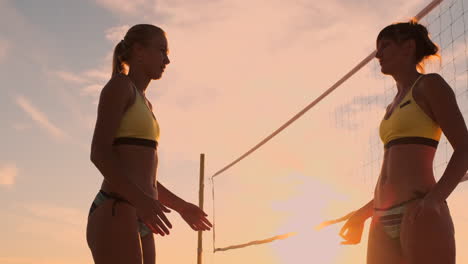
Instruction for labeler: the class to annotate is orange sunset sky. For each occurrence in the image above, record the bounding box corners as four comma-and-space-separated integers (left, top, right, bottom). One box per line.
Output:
1, 0, 468, 263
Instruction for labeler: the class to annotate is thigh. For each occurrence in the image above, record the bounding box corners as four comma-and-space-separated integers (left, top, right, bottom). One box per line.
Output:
138, 220, 153, 238
400, 201, 455, 264
367, 217, 403, 264
141, 233, 156, 264
86, 198, 143, 264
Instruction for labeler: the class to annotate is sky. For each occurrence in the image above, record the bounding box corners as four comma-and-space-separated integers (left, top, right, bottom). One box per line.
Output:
1, 0, 468, 263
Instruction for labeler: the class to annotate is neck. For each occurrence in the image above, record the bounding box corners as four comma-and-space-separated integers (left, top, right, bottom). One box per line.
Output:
127, 69, 151, 95
391, 66, 421, 94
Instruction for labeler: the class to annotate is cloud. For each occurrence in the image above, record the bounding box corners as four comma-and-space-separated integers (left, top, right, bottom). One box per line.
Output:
84, 68, 110, 81
105, 24, 130, 42
96, 0, 234, 25
50, 67, 108, 97
0, 163, 18, 187
95, 0, 152, 16
15, 95, 68, 139
80, 84, 103, 96
52, 66, 109, 84
155, 0, 234, 25
53, 70, 88, 84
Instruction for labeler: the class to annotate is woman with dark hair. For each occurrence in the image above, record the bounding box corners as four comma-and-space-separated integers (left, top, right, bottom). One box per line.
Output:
86, 24, 212, 263
338, 20, 468, 263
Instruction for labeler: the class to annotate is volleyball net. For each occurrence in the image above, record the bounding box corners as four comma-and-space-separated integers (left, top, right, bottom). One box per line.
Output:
206, 0, 468, 263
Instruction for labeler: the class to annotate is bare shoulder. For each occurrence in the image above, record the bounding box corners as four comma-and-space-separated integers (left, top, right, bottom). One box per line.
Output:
417, 73, 468, 149
91, 74, 135, 148
418, 73, 454, 98
100, 74, 133, 99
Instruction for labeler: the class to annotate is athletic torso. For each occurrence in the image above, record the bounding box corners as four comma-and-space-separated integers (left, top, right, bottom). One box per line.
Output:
101, 76, 159, 200
374, 74, 441, 208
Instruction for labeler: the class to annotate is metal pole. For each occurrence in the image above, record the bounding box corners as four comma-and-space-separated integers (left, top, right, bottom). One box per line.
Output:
197, 154, 205, 264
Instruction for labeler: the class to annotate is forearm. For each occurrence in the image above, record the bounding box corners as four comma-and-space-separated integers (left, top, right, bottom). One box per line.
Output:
426, 147, 468, 202
91, 151, 143, 205
156, 182, 187, 212
356, 199, 374, 219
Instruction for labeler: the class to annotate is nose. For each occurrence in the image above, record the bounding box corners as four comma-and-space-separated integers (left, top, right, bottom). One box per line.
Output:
164, 55, 170, 65
375, 49, 381, 60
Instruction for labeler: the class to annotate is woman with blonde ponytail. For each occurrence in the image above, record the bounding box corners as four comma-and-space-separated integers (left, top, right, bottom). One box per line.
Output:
86, 24, 212, 264
331, 19, 468, 264
112, 39, 131, 77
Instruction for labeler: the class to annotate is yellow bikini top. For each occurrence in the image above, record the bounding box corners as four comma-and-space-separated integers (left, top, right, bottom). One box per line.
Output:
379, 75, 441, 149
113, 81, 160, 148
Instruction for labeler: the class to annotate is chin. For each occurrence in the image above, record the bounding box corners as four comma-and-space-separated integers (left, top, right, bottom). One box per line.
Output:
380, 66, 393, 76
152, 72, 163, 80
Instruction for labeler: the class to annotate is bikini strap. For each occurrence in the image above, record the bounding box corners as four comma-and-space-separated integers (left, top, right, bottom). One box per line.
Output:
409, 74, 425, 93
100, 190, 132, 216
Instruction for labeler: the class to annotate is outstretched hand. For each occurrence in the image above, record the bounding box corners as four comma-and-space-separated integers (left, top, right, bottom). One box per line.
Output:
315, 211, 355, 230
136, 194, 172, 236
316, 210, 365, 244
179, 202, 213, 231
338, 210, 368, 245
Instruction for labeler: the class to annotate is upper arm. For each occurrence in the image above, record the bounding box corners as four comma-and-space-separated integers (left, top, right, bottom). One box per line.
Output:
422, 73, 468, 150
90, 74, 133, 158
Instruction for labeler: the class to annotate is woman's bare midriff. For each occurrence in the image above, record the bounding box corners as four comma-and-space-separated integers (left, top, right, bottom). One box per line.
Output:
101, 145, 159, 201
374, 144, 437, 209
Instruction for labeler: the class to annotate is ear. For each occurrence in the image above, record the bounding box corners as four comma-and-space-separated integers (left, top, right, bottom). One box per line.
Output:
402, 39, 417, 56
131, 42, 146, 59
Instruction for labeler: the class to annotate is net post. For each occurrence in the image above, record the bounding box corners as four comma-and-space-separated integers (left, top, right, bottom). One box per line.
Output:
197, 153, 205, 264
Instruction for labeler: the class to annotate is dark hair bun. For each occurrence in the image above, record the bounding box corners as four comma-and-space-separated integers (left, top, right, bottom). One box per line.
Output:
412, 22, 439, 62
